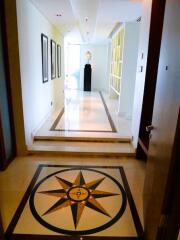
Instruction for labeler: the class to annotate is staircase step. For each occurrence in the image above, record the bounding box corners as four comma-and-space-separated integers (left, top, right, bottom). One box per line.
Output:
28, 141, 135, 157
34, 133, 131, 143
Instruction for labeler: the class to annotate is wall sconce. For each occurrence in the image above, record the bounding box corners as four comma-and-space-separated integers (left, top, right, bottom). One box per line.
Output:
85, 51, 92, 64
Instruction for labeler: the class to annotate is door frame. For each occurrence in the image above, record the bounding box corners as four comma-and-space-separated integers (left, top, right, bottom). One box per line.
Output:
136, 0, 166, 160
0, 117, 6, 169
1, 0, 26, 159
0, 0, 17, 170
0, 214, 4, 240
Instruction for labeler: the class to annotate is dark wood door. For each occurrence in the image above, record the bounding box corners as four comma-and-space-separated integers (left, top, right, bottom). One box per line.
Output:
143, 0, 180, 239
136, 0, 166, 160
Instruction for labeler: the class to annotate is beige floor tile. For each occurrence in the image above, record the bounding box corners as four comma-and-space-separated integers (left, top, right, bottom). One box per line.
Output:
0, 156, 145, 237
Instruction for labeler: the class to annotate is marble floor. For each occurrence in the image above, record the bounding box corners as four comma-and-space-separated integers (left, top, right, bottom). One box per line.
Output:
0, 156, 145, 239
34, 90, 132, 142
52, 91, 115, 132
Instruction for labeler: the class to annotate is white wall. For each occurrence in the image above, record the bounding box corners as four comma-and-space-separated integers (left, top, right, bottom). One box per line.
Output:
16, 0, 65, 145
80, 44, 110, 92
118, 22, 140, 120
131, 0, 152, 147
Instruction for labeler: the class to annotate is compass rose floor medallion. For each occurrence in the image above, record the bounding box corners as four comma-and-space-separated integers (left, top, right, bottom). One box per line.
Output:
6, 165, 144, 239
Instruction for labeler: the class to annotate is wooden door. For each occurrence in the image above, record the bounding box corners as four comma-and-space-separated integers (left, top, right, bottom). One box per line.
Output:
136, 0, 166, 160
143, 0, 180, 239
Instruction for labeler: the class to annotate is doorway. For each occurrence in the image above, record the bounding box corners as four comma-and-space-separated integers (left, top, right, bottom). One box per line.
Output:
13, 0, 145, 150
0, 0, 180, 239
64, 43, 80, 90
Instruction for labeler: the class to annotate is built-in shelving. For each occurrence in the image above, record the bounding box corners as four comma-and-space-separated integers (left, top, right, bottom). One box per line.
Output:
110, 25, 125, 95
109, 22, 140, 120
110, 85, 120, 96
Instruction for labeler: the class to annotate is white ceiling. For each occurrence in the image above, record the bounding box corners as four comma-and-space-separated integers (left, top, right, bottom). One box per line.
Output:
30, 0, 143, 44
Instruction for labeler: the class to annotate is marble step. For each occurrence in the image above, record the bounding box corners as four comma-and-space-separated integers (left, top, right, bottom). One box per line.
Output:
28, 141, 135, 157
34, 132, 132, 143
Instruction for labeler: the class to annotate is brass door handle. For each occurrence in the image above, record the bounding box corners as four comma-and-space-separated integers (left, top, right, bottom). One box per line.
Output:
146, 125, 154, 132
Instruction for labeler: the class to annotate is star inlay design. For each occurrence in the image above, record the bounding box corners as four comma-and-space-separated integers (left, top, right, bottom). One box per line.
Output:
39, 171, 119, 229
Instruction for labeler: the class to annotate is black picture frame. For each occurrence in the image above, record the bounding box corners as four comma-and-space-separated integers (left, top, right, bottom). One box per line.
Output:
57, 44, 61, 78
41, 34, 48, 83
51, 39, 56, 79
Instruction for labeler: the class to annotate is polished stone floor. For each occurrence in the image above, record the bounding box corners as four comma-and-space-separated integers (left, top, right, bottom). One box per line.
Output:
33, 90, 132, 143
53, 91, 114, 132
0, 156, 145, 239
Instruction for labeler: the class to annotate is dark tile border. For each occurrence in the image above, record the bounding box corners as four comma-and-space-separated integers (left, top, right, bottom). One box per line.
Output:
51, 129, 114, 133
99, 91, 117, 132
119, 168, 144, 238
50, 108, 64, 131
5, 164, 144, 240
50, 92, 117, 133
5, 165, 43, 239
11, 234, 142, 240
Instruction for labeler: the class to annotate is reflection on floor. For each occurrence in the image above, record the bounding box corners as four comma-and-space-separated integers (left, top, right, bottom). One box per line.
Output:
51, 91, 116, 132
34, 90, 132, 142
0, 156, 145, 239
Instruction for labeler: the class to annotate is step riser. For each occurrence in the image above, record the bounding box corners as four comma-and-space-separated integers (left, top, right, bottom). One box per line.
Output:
28, 151, 135, 157
34, 137, 131, 143
29, 141, 135, 156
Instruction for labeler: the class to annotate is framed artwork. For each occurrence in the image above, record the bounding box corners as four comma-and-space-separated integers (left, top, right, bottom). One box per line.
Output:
51, 39, 56, 79
57, 44, 61, 78
41, 34, 48, 83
